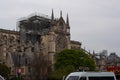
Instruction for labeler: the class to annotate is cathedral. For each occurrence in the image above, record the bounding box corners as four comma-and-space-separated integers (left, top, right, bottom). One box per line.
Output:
0, 10, 81, 76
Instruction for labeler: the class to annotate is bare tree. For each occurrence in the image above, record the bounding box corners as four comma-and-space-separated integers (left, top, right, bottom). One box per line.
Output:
31, 52, 49, 80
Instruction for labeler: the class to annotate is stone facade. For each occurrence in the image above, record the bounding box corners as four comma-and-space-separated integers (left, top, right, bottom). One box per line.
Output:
0, 11, 81, 76
92, 51, 120, 71
107, 53, 120, 67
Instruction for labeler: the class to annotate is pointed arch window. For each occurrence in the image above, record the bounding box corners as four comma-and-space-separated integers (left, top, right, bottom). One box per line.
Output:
55, 34, 67, 52
58, 22, 64, 31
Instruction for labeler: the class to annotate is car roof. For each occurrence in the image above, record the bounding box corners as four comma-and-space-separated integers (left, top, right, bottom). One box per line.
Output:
68, 71, 115, 77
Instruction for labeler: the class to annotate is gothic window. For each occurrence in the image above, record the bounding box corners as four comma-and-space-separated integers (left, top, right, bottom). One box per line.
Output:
25, 58, 28, 65
3, 35, 7, 44
31, 47, 34, 52
26, 33, 40, 43
58, 22, 64, 31
16, 39, 20, 44
55, 34, 67, 52
3, 35, 7, 40
9, 36, 15, 44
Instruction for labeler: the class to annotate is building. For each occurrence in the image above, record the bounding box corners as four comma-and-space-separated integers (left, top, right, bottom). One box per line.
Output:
0, 11, 81, 76
107, 52, 120, 66
92, 50, 120, 72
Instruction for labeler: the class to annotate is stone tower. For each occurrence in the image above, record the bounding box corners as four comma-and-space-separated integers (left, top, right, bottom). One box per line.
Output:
18, 10, 71, 70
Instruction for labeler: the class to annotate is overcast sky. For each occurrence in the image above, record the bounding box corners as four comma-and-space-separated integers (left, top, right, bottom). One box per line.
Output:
0, 0, 120, 56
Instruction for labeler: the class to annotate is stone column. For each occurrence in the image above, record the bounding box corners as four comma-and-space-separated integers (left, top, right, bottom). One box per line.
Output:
48, 32, 56, 72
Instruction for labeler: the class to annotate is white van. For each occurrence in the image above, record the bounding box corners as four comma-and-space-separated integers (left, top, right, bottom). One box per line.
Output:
65, 72, 116, 80
0, 75, 5, 80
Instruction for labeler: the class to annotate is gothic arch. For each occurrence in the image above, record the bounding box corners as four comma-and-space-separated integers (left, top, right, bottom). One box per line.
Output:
3, 35, 7, 40
55, 34, 67, 52
9, 36, 15, 43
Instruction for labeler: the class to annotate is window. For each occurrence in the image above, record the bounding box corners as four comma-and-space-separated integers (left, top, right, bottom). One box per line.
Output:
67, 76, 79, 80
79, 77, 86, 80
89, 76, 115, 80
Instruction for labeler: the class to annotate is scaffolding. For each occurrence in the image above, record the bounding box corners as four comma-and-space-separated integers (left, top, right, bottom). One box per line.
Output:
18, 14, 52, 44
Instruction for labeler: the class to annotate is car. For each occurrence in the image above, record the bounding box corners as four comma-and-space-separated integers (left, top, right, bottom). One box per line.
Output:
0, 75, 5, 80
65, 71, 117, 80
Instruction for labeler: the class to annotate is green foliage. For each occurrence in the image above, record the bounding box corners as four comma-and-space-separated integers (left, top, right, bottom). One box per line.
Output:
49, 65, 75, 80
0, 63, 10, 79
53, 49, 96, 79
